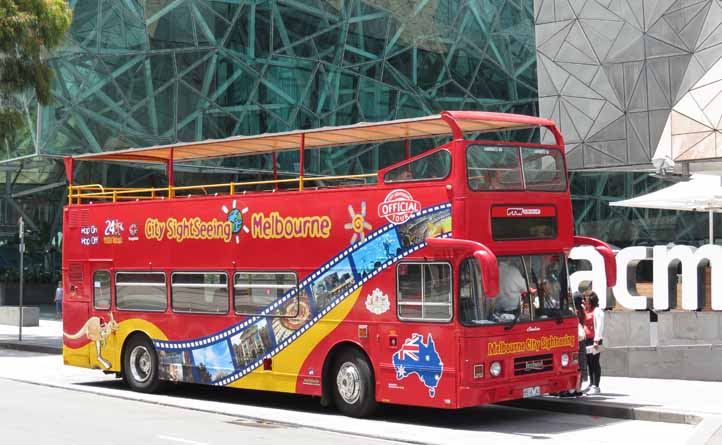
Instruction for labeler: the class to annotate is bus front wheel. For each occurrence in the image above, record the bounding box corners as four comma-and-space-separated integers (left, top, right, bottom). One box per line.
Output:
331, 349, 377, 417
123, 335, 162, 393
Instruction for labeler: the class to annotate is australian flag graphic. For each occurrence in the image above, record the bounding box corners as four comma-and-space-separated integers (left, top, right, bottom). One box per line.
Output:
392, 333, 443, 397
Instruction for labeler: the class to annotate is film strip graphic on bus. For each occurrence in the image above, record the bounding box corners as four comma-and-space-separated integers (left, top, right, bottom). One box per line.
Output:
153, 203, 451, 386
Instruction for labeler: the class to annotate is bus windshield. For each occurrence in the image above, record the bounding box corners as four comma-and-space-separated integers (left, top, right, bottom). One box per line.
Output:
460, 254, 573, 326
466, 144, 567, 191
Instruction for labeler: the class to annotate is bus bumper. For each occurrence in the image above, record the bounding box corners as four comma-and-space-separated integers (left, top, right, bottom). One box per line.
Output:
457, 371, 578, 408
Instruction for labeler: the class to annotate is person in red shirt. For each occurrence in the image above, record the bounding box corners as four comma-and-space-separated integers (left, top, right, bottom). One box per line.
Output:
583, 291, 605, 395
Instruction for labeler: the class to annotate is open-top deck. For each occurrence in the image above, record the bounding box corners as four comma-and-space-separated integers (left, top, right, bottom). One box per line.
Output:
65, 111, 562, 205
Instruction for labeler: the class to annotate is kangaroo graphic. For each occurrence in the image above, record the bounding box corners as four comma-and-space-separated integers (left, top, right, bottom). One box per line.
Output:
63, 313, 119, 369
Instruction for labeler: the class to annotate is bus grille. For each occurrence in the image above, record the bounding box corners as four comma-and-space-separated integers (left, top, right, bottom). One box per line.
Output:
514, 354, 553, 376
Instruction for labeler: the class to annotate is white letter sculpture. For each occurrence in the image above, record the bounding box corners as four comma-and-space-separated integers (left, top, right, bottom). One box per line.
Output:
652, 245, 722, 311
612, 246, 652, 310
569, 245, 609, 309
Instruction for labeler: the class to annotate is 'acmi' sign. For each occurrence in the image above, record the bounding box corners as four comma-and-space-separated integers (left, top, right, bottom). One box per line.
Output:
569, 244, 722, 311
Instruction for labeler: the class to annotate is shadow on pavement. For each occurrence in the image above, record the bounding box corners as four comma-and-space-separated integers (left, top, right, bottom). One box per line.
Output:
74, 378, 633, 438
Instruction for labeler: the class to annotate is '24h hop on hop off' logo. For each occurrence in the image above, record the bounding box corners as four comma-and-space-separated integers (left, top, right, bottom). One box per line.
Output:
378, 190, 420, 225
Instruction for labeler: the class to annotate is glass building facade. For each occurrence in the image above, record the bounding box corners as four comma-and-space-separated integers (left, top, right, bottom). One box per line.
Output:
32, 0, 538, 161
3, 0, 540, 279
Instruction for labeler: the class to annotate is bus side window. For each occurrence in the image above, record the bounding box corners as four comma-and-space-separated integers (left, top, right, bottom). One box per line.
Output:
171, 272, 229, 314
397, 262, 452, 322
115, 272, 167, 312
93, 270, 111, 310
234, 272, 297, 315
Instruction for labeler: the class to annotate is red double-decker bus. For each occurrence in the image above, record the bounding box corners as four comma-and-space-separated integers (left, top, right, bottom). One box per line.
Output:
61, 111, 616, 417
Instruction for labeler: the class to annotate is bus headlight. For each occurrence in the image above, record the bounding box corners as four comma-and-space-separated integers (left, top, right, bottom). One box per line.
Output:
490, 361, 502, 377
561, 353, 570, 367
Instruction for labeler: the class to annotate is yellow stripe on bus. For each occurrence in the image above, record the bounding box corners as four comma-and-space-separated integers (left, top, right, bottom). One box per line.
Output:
228, 286, 363, 393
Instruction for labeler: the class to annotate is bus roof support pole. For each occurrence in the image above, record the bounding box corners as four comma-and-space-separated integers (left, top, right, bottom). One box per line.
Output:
299, 134, 305, 191
63, 157, 74, 185
272, 152, 278, 191
404, 139, 410, 159
64, 157, 74, 205
167, 147, 175, 198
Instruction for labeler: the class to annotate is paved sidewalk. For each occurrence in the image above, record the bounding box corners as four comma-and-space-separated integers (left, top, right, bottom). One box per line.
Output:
513, 377, 722, 444
1, 320, 720, 443
0, 319, 63, 354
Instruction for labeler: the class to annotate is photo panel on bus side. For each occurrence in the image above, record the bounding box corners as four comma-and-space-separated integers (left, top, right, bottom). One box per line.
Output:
350, 231, 402, 279
311, 258, 356, 313
396, 208, 452, 249
190, 341, 235, 384
271, 288, 313, 344
158, 350, 195, 383
229, 318, 274, 370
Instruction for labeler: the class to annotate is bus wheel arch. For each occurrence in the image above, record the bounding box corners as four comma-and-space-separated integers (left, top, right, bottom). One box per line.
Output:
322, 342, 377, 417
121, 331, 164, 393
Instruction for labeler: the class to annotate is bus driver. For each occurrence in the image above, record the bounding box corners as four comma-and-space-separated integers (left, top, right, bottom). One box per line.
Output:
493, 258, 534, 320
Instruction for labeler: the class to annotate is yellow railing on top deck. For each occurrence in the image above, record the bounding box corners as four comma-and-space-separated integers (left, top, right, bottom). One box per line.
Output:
67, 173, 377, 205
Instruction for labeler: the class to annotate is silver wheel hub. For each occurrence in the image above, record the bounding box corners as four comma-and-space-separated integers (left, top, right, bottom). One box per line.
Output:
129, 345, 152, 383
336, 361, 361, 405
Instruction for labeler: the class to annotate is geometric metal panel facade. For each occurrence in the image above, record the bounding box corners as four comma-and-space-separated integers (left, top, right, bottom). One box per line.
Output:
655, 56, 722, 162
15, 0, 539, 173
535, 0, 722, 170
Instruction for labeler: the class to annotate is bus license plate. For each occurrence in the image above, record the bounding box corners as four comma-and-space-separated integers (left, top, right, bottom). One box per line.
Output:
523, 386, 541, 398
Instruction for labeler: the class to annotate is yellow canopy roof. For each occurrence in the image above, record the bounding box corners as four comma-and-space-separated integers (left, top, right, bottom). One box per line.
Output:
71, 111, 559, 164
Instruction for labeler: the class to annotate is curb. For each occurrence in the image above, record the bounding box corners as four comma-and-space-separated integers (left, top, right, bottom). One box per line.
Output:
0, 341, 62, 355
505, 397, 703, 425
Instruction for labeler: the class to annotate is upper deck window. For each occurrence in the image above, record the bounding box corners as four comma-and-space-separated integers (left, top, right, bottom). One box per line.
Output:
384, 149, 451, 183
522, 148, 567, 191
467, 145, 566, 192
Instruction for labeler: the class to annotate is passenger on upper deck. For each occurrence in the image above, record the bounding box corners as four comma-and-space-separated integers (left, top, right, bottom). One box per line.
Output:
387, 167, 413, 182
397, 169, 413, 180
487, 169, 505, 190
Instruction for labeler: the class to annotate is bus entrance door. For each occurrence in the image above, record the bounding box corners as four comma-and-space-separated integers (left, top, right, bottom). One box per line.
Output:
62, 261, 91, 367
86, 261, 117, 370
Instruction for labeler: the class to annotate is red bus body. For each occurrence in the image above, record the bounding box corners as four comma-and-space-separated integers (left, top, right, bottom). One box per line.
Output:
62, 111, 615, 412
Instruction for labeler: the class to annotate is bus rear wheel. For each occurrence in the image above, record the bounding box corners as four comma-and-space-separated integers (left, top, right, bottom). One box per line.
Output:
331, 349, 377, 417
123, 336, 162, 393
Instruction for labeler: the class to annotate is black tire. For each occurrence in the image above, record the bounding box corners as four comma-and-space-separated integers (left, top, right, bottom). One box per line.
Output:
331, 349, 377, 417
123, 336, 163, 393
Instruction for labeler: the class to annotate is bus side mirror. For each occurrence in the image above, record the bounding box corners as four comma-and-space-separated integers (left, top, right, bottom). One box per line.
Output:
473, 250, 499, 298
573, 236, 617, 287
